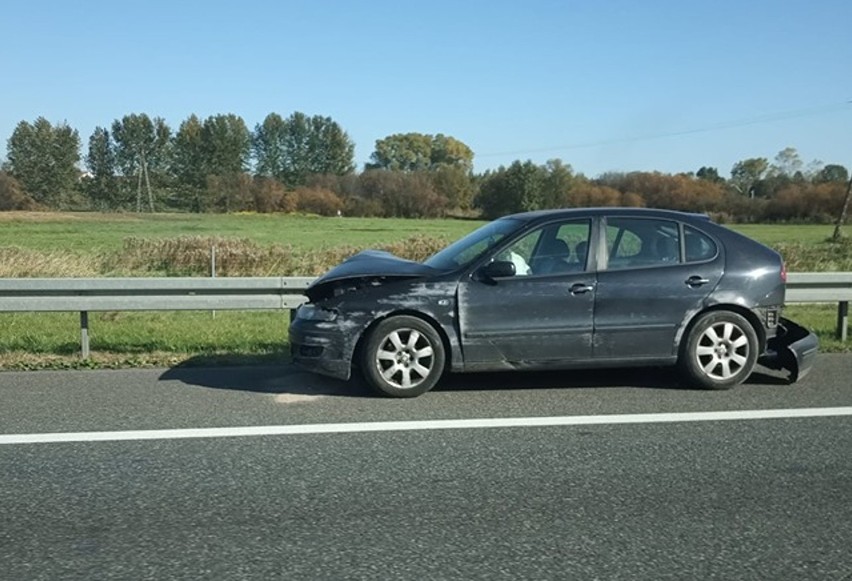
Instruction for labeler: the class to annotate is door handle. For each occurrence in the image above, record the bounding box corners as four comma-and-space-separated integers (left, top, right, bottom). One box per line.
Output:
570, 283, 595, 295
685, 275, 710, 288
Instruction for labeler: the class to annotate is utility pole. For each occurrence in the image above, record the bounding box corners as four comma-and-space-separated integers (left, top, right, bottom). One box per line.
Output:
832, 173, 852, 241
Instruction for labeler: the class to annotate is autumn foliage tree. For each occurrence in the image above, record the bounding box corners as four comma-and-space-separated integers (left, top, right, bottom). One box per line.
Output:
569, 181, 627, 207
429, 165, 476, 210
0, 172, 37, 211
764, 182, 847, 222
356, 170, 448, 217
252, 178, 296, 213
293, 187, 344, 216
598, 172, 726, 212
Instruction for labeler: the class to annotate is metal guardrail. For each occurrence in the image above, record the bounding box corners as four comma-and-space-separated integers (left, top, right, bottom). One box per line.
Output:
0, 277, 314, 312
787, 272, 852, 342
0, 277, 313, 357
0, 273, 849, 357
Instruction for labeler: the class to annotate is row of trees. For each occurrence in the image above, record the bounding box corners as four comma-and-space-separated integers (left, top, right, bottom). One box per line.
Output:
450, 157, 850, 224
2, 113, 359, 212
1, 114, 476, 214
1, 114, 849, 224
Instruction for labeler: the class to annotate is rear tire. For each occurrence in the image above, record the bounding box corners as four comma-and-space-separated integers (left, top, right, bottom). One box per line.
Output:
679, 311, 758, 390
361, 316, 445, 398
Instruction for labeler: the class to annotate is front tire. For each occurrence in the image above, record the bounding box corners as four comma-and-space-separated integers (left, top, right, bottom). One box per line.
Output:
361, 316, 446, 398
679, 311, 758, 390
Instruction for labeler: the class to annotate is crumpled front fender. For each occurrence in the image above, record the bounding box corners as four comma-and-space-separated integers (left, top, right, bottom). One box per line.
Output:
759, 317, 819, 383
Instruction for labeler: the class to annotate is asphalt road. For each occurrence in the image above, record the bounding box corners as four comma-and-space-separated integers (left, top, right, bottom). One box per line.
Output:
1, 355, 851, 580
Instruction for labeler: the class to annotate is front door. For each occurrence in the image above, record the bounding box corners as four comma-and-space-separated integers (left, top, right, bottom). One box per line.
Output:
457, 219, 595, 368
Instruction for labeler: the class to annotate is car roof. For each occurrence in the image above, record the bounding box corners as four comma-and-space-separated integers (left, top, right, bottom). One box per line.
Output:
504, 207, 712, 224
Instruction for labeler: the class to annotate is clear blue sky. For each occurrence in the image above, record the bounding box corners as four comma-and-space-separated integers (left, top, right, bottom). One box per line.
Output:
2, 0, 851, 178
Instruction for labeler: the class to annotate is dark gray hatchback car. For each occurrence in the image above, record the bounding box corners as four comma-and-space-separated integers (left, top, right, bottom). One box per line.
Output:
290, 208, 818, 397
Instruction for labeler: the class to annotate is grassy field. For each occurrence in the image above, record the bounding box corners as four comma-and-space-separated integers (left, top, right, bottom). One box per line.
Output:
0, 211, 846, 257
0, 212, 481, 252
0, 211, 849, 369
0, 211, 843, 250
1, 211, 849, 276
728, 223, 840, 246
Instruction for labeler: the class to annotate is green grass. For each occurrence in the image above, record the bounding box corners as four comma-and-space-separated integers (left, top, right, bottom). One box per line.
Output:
726, 224, 838, 246
0, 311, 292, 370
0, 212, 483, 252
3, 212, 849, 277
0, 211, 845, 254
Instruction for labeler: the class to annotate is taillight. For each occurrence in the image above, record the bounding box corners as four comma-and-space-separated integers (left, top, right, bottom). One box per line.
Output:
780, 262, 787, 283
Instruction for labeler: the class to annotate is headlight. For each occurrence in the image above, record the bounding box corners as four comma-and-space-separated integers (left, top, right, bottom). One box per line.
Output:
296, 304, 338, 322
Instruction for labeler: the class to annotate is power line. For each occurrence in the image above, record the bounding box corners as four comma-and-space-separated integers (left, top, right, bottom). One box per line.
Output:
477, 101, 852, 158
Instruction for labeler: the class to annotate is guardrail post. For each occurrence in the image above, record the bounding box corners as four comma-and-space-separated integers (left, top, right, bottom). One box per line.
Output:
80, 311, 90, 358
838, 301, 849, 342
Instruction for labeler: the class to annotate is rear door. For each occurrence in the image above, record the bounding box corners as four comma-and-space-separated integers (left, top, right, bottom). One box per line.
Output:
593, 217, 723, 359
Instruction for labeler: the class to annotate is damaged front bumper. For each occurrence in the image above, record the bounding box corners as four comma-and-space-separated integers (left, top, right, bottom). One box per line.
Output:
289, 312, 355, 381
759, 317, 819, 383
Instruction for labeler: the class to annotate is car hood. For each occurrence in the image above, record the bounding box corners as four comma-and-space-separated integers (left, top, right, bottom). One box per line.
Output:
305, 250, 438, 302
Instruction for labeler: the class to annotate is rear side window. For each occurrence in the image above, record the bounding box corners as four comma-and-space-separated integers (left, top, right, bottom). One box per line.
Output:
684, 226, 717, 262
605, 218, 680, 270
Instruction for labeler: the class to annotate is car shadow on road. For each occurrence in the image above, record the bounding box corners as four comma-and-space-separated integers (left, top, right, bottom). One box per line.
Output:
158, 357, 371, 398
158, 355, 790, 397
437, 365, 789, 393
435, 366, 682, 392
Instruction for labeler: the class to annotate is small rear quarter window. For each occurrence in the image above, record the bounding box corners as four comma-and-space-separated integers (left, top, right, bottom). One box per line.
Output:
684, 226, 717, 262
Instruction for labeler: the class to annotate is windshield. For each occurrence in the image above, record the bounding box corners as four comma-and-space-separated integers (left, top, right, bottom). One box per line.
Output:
423, 218, 525, 270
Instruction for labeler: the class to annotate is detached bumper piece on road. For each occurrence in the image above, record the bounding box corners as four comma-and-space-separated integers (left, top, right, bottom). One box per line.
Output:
760, 317, 819, 383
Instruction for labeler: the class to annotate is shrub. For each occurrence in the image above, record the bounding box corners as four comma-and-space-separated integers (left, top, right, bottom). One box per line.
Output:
103, 236, 299, 277
252, 178, 296, 213
764, 183, 845, 223
0, 247, 98, 277
0, 172, 39, 211
569, 183, 623, 207
358, 170, 448, 218
293, 187, 344, 216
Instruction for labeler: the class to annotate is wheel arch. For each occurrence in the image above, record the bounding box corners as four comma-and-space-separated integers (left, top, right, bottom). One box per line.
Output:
677, 303, 767, 358
352, 309, 454, 375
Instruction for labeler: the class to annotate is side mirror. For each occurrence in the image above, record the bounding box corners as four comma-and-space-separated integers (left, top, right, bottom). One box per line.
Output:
478, 260, 516, 281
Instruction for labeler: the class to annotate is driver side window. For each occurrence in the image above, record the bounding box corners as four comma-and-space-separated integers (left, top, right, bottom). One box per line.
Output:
494, 230, 541, 276
496, 220, 591, 277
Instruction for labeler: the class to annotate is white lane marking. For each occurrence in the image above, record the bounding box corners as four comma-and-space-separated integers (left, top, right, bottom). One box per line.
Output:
2, 407, 852, 446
